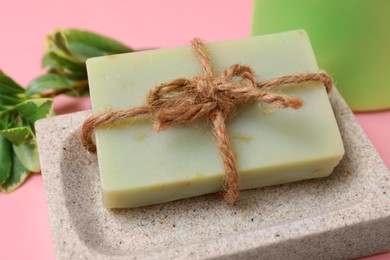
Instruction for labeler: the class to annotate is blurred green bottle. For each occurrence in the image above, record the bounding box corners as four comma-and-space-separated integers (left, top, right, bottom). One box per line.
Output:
252, 0, 390, 111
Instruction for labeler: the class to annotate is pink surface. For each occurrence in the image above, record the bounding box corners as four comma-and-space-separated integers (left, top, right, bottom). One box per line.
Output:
0, 1, 388, 259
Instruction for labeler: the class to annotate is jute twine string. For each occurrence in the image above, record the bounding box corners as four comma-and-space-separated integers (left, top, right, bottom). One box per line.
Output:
81, 38, 333, 203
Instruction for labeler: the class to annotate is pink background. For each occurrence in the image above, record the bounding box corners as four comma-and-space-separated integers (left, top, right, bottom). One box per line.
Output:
0, 1, 389, 259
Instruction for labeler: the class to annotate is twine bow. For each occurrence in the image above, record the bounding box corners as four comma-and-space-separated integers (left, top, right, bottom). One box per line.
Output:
81, 38, 333, 203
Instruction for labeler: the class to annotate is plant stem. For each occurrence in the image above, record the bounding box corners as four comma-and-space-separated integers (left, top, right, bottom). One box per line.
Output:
39, 79, 89, 98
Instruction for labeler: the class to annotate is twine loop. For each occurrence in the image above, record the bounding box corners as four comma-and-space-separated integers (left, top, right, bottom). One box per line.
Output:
81, 38, 333, 203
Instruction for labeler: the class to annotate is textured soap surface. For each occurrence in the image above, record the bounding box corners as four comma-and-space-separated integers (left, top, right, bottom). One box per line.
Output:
87, 30, 344, 208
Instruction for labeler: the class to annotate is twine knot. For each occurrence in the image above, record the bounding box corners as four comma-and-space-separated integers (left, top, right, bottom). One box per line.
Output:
81, 38, 333, 204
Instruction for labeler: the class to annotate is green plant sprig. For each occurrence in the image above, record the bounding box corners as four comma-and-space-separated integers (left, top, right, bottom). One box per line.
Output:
0, 29, 134, 193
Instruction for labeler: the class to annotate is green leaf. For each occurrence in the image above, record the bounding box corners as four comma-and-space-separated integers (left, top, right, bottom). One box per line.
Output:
51, 29, 71, 54
45, 52, 87, 78
0, 135, 12, 184
15, 98, 54, 124
26, 73, 72, 97
0, 71, 25, 105
0, 70, 25, 95
63, 29, 133, 61
0, 104, 15, 111
41, 53, 56, 69
46, 49, 83, 68
67, 43, 111, 62
0, 93, 23, 106
0, 126, 40, 172
0, 127, 33, 145
12, 141, 40, 172
0, 151, 30, 193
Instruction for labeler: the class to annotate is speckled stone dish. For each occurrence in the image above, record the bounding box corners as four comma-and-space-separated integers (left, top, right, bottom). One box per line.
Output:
36, 89, 390, 260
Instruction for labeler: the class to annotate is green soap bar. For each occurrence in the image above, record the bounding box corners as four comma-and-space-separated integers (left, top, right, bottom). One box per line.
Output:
251, 0, 390, 111
87, 30, 344, 208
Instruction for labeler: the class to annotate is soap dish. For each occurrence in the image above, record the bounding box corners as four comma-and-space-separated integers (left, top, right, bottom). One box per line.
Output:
36, 89, 390, 259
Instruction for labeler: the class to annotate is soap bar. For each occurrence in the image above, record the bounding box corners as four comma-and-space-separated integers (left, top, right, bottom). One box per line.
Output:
87, 30, 344, 208
251, 1, 390, 112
